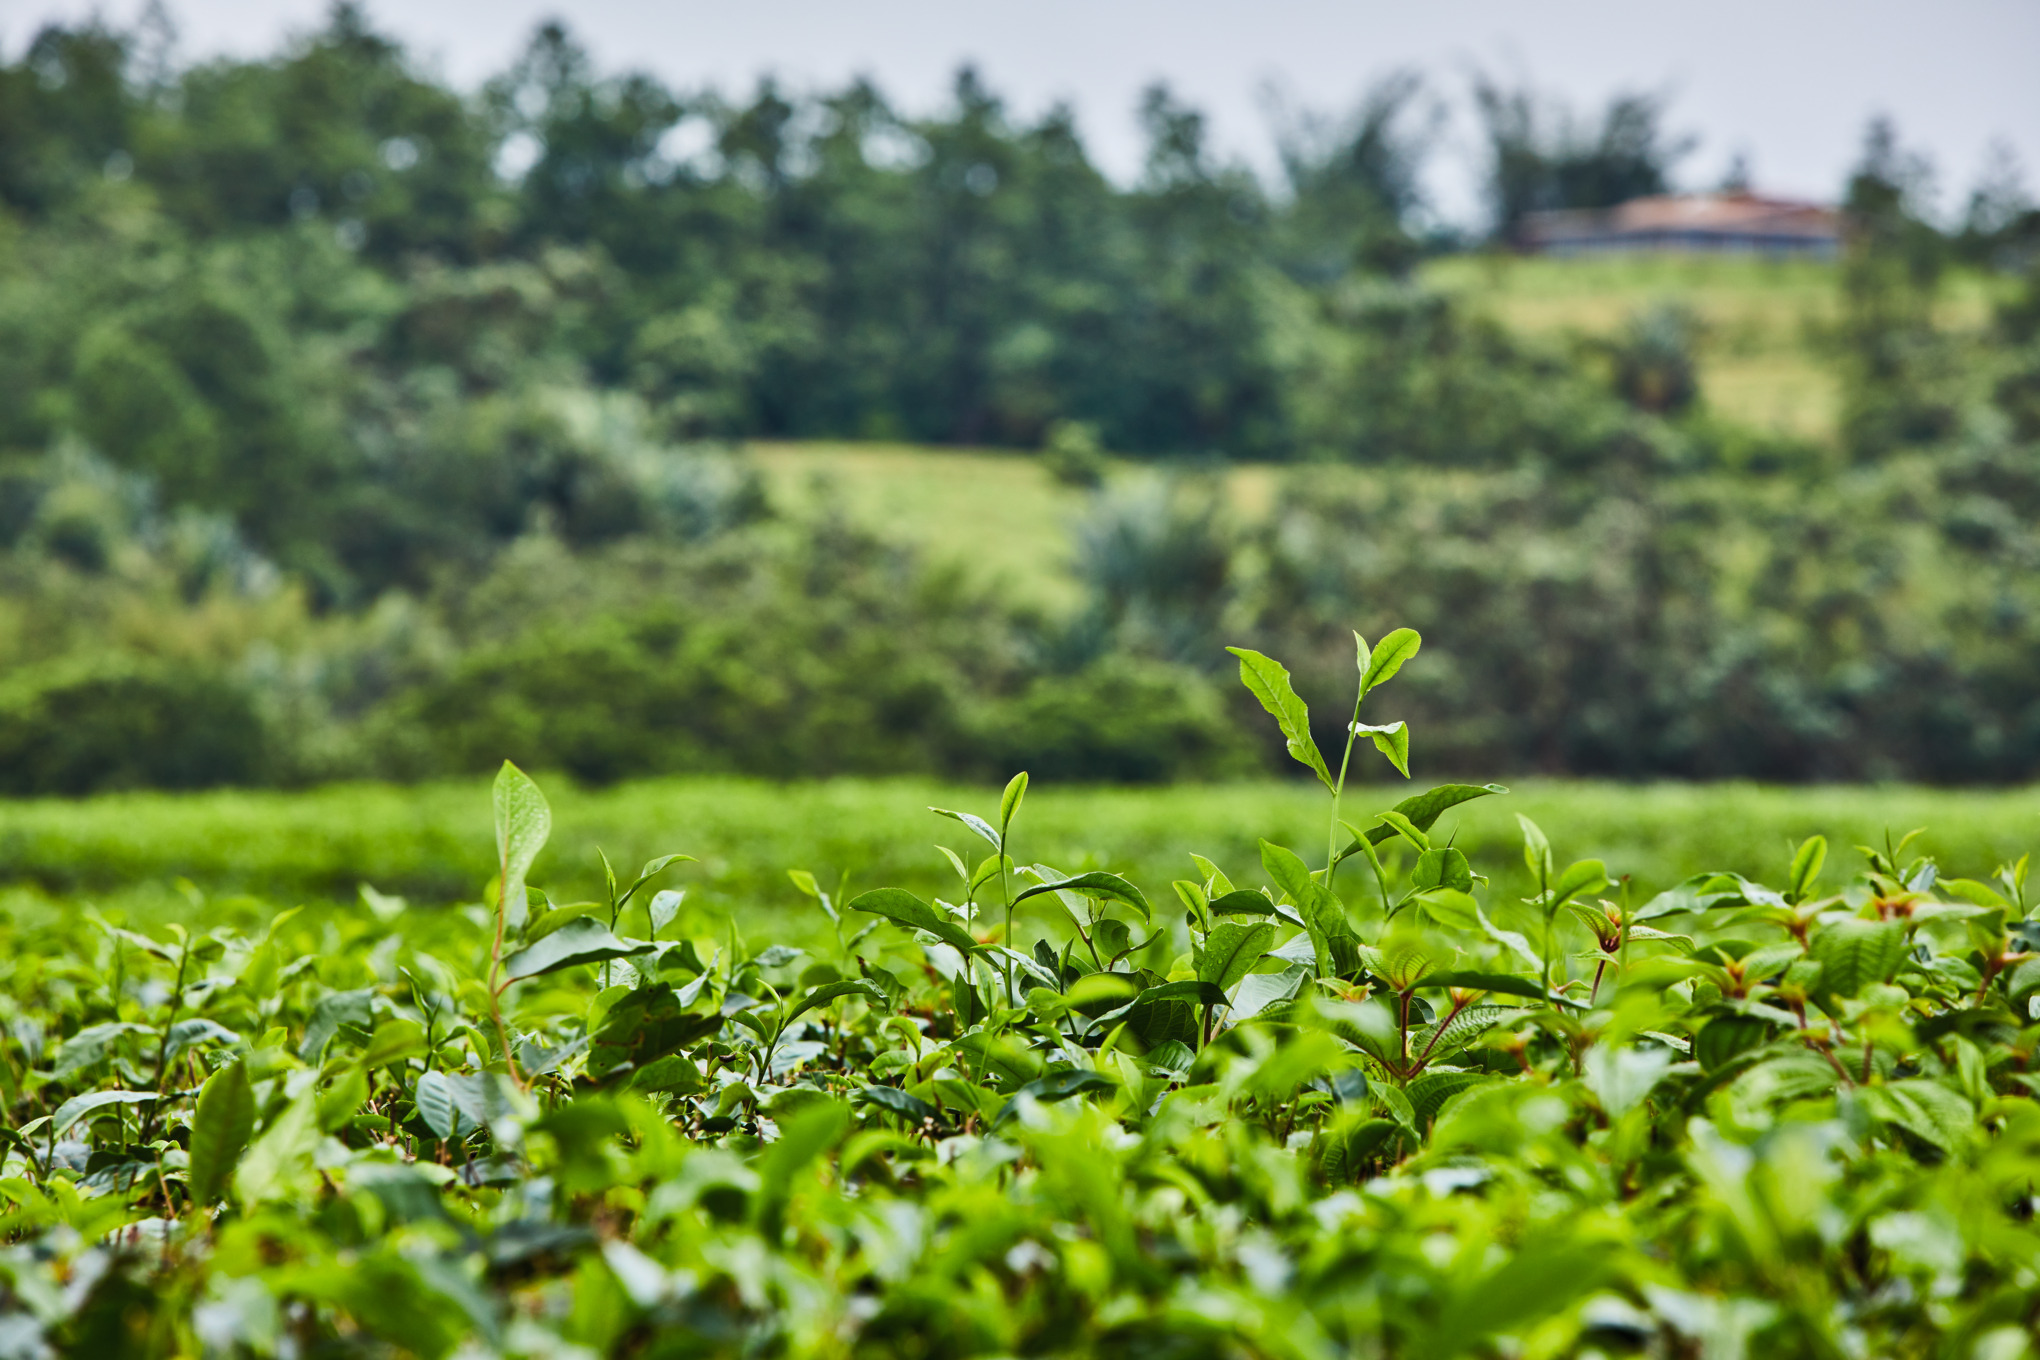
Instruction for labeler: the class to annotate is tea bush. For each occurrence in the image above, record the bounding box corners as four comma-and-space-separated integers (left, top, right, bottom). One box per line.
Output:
3, 634, 2039, 1357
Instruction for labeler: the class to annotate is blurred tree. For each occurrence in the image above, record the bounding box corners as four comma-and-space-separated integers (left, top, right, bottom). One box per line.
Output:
1473, 76, 1696, 242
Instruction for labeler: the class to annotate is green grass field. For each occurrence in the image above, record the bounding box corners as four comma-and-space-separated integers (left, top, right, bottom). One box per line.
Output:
1422, 252, 2009, 440
7, 777, 2036, 944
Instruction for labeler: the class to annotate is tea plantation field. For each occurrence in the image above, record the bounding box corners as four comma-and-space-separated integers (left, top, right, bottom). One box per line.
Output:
5, 709, 2040, 1356
7, 776, 2040, 936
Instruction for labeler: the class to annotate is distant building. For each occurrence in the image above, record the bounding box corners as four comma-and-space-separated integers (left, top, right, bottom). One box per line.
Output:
1520, 192, 1842, 258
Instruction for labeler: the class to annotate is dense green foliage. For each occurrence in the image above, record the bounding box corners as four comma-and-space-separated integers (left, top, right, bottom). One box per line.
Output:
4, 9, 2040, 789
5, 641, 2040, 1356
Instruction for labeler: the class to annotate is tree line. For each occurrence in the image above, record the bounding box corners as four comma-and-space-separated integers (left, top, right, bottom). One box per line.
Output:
2, 6, 2038, 791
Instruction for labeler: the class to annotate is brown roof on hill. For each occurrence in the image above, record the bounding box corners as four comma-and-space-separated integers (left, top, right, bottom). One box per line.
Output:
1522, 192, 1841, 247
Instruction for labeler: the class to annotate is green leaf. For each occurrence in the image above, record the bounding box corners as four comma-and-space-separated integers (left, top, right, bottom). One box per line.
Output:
755, 1100, 851, 1230
1419, 970, 1547, 1002
1261, 840, 1347, 979
629, 1054, 706, 1094
993, 1069, 1118, 1126
1788, 835, 1827, 902
1517, 814, 1552, 880
1348, 785, 1508, 850
1374, 810, 1430, 851
1227, 646, 1333, 792
1406, 1069, 1489, 1128
1549, 859, 1607, 909
51, 1021, 152, 1079
235, 1086, 321, 1204
1000, 771, 1029, 832
930, 806, 1001, 851
1361, 627, 1421, 695
298, 988, 374, 1063
359, 1019, 428, 1070
1134, 979, 1230, 1008
1012, 871, 1151, 923
1352, 721, 1411, 778
188, 1060, 254, 1206
49, 1088, 158, 1138
1695, 1013, 1782, 1073
521, 902, 602, 946
1412, 846, 1473, 893
1865, 1079, 1975, 1153
648, 889, 685, 939
501, 917, 654, 982
413, 1070, 480, 1142
1207, 889, 1280, 917
783, 980, 886, 1029
858, 1085, 938, 1125
493, 761, 552, 933
1199, 922, 1277, 993
1582, 1044, 1674, 1118
1810, 918, 1906, 997
847, 888, 981, 954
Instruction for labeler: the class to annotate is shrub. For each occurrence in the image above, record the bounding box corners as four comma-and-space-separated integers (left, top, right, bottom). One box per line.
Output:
0, 654, 266, 794
984, 654, 1254, 782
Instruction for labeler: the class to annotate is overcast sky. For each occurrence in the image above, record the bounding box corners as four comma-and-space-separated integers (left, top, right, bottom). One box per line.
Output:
9, 0, 2038, 223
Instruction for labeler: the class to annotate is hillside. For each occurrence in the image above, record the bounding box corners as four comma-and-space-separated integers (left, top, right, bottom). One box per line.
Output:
1421, 253, 2010, 439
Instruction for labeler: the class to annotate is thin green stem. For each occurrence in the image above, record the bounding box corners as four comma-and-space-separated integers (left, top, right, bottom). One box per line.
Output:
1328, 679, 1367, 871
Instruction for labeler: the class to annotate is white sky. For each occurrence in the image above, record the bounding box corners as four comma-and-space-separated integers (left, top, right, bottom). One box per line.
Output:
8, 0, 2038, 224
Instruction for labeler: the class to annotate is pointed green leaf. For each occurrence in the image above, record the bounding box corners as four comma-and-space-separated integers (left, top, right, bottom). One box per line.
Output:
1374, 810, 1430, 851
493, 761, 551, 933
1227, 646, 1333, 792
1363, 721, 1411, 778
1000, 771, 1029, 832
1013, 871, 1151, 923
1788, 835, 1827, 904
188, 1060, 254, 1206
501, 916, 654, 982
1810, 918, 1906, 997
784, 980, 886, 1029
1208, 889, 1280, 918
847, 888, 980, 954
930, 806, 1002, 851
50, 1088, 158, 1139
1361, 627, 1421, 695
1200, 922, 1277, 993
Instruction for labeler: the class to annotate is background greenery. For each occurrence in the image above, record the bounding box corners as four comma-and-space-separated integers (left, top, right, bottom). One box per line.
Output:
3, 8, 2039, 793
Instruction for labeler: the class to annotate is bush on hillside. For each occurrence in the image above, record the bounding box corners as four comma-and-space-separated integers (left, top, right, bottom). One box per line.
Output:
0, 655, 266, 794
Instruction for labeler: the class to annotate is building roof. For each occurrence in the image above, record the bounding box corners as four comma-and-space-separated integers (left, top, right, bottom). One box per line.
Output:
1521, 192, 1842, 252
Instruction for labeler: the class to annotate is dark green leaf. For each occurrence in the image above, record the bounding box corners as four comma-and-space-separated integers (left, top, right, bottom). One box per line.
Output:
1013, 871, 1151, 923
1133, 979, 1230, 1008
1418, 971, 1547, 1001
857, 1085, 938, 1125
1406, 1069, 1490, 1128
846, 888, 980, 954
1207, 889, 1278, 917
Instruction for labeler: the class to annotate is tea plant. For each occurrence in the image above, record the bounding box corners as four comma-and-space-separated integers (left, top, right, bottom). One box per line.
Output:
2, 631, 2039, 1357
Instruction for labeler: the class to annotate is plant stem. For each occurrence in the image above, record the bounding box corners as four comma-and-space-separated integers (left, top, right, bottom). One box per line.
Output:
488, 879, 526, 1091
1328, 679, 1366, 870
